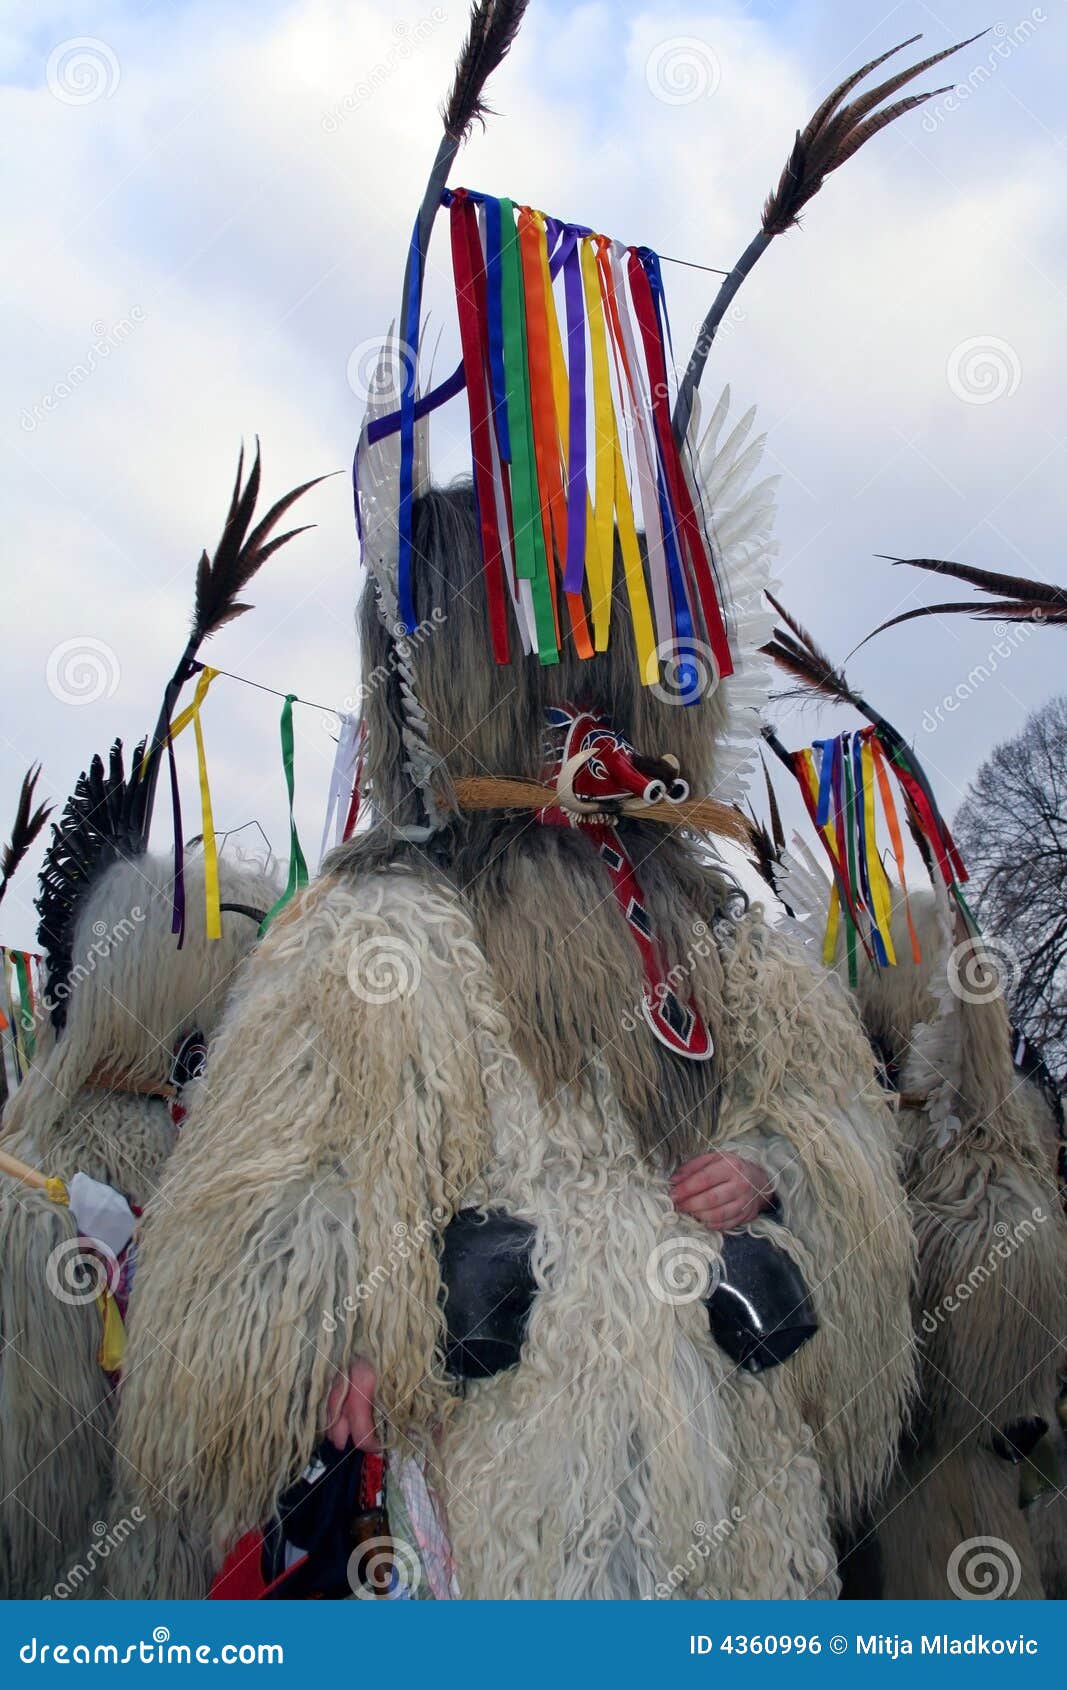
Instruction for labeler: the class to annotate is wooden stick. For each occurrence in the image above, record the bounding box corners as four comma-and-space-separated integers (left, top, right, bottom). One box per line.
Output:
0, 1146, 58, 1193
450, 776, 753, 844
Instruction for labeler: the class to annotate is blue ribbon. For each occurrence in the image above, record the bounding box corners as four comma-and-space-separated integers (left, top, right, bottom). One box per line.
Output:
813, 738, 835, 827
482, 195, 511, 462
397, 215, 423, 633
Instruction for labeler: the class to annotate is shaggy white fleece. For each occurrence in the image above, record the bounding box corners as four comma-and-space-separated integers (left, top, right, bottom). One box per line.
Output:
112, 870, 915, 1599
0, 849, 279, 1598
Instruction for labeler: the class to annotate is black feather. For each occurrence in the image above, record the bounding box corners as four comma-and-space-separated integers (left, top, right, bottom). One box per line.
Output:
673, 33, 980, 441
762, 34, 981, 236
859, 555, 1067, 648
761, 592, 865, 710
137, 446, 324, 850
192, 442, 325, 644
762, 753, 786, 855
881, 554, 1067, 605
441, 0, 530, 143
0, 765, 53, 904
35, 740, 151, 1031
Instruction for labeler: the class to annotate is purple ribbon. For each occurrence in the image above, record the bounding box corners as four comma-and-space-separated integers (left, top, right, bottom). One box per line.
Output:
559, 229, 588, 595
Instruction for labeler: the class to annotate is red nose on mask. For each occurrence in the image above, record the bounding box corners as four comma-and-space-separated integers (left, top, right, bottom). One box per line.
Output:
545, 707, 690, 816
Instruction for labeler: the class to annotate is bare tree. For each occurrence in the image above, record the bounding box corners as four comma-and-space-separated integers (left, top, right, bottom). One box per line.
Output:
955, 694, 1067, 1080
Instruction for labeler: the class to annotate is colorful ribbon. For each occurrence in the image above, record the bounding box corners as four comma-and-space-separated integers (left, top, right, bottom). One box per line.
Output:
166, 667, 221, 942
388, 190, 736, 689
791, 724, 974, 977
260, 694, 309, 935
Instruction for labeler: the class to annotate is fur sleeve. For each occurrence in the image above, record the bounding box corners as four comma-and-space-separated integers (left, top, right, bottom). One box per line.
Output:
715, 912, 916, 1522
115, 871, 501, 1565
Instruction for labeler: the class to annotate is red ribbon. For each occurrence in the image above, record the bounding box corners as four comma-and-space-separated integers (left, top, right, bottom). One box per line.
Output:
626, 250, 733, 679
450, 191, 510, 663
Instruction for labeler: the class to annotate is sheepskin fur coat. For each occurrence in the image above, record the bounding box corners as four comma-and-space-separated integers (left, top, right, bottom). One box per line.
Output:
845, 888, 1067, 1600
0, 848, 279, 1598
110, 487, 917, 1601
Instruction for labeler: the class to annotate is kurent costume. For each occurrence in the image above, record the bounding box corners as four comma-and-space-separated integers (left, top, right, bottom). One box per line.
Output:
104, 9, 990, 1603
863, 552, 1067, 1598
0, 449, 317, 1599
756, 614, 1067, 1601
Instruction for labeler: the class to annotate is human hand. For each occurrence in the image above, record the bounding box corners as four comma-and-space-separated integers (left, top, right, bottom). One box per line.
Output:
669, 1152, 775, 1231
325, 1355, 381, 1452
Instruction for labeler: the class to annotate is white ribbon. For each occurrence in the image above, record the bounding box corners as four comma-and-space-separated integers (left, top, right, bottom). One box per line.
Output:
319, 713, 362, 867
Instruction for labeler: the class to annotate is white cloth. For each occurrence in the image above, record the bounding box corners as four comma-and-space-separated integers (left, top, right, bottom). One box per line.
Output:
67, 1171, 135, 1261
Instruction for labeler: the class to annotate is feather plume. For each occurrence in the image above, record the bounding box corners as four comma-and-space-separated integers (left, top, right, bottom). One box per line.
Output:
192, 442, 324, 644
741, 803, 782, 895
441, 0, 529, 142
35, 740, 151, 1030
673, 32, 980, 441
0, 766, 53, 905
860, 555, 1067, 645
762, 34, 982, 236
878, 553, 1067, 606
136, 445, 324, 849
760, 592, 866, 710
762, 753, 786, 856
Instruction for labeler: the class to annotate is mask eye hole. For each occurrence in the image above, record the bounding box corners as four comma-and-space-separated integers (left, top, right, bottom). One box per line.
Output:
171, 1030, 207, 1089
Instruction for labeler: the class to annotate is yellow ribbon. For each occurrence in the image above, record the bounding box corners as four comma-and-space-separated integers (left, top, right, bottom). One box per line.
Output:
823, 885, 841, 968
189, 669, 221, 940
96, 1291, 126, 1372
798, 750, 846, 964
869, 734, 922, 964
580, 238, 616, 649
159, 668, 221, 940
45, 1176, 69, 1206
860, 736, 897, 965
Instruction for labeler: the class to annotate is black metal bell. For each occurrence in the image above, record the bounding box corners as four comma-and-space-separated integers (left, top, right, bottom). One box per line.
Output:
705, 1230, 819, 1373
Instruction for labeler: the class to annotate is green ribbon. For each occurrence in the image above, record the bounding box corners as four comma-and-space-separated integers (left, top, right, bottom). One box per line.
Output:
498, 198, 557, 664
11, 949, 35, 1061
260, 695, 309, 935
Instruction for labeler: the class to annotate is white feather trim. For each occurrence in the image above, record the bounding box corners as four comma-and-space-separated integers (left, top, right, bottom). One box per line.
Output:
693, 388, 781, 810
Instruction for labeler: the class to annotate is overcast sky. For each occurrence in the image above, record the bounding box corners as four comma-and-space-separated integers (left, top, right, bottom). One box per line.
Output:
2, 0, 1065, 951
